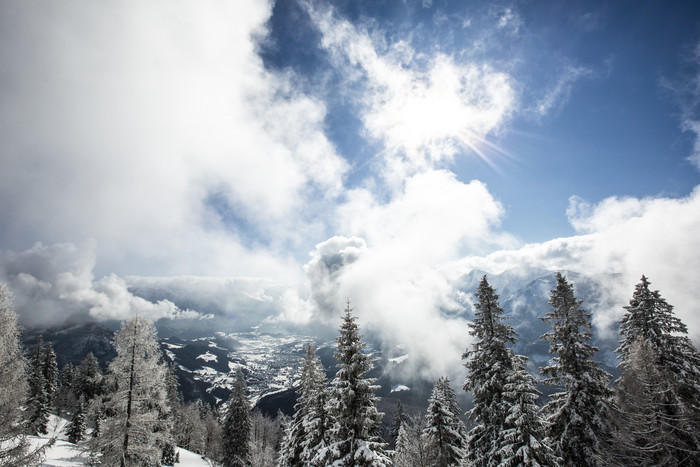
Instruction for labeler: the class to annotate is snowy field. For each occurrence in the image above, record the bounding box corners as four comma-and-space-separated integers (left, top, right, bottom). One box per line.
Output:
30, 415, 213, 466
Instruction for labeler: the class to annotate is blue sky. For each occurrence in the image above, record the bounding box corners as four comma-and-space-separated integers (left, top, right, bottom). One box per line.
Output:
1, 0, 700, 374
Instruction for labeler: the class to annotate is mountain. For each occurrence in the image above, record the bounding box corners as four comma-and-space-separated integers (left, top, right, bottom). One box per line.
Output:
22, 267, 625, 417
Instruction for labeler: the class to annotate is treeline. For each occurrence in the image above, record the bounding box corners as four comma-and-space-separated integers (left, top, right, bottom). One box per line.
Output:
2, 273, 700, 466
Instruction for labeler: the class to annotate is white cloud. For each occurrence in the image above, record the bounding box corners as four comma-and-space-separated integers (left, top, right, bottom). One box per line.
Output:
0, 0, 347, 278
533, 64, 593, 118
308, 4, 516, 176
451, 187, 700, 343
0, 242, 199, 327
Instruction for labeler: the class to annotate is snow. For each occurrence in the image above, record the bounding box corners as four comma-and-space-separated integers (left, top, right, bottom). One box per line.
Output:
196, 351, 218, 363
391, 384, 410, 393
389, 354, 409, 364
31, 414, 213, 466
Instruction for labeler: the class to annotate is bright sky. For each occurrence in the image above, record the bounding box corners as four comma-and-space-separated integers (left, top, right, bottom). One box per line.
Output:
1, 0, 700, 377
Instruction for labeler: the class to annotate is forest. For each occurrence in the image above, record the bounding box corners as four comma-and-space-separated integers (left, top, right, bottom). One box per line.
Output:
1, 273, 699, 466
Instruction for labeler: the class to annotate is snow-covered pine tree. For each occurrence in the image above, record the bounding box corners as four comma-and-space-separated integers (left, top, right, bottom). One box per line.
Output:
422, 377, 467, 467
0, 282, 40, 466
222, 368, 252, 467
278, 342, 329, 467
463, 275, 516, 467
540, 273, 613, 466
56, 362, 77, 415
67, 397, 87, 444
614, 275, 700, 464
94, 315, 172, 467
389, 401, 409, 449
42, 342, 58, 408
316, 300, 391, 466
75, 352, 104, 402
497, 355, 560, 467
394, 413, 428, 467
614, 338, 698, 465
26, 336, 50, 435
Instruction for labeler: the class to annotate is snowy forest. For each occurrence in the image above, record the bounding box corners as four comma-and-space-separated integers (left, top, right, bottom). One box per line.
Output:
1, 273, 699, 466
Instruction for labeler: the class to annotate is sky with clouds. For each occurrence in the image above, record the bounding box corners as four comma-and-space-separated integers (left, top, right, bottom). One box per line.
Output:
1, 0, 700, 379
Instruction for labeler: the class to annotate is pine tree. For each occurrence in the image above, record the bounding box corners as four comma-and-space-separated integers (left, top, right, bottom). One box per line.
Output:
614, 275, 700, 464
94, 315, 172, 467
26, 336, 49, 435
497, 355, 560, 467
75, 352, 104, 402
422, 377, 467, 467
42, 342, 58, 408
462, 275, 516, 467
56, 362, 78, 415
278, 342, 329, 467
67, 397, 87, 444
0, 282, 40, 466
317, 300, 391, 466
540, 273, 613, 466
394, 414, 428, 467
222, 368, 252, 467
389, 401, 409, 449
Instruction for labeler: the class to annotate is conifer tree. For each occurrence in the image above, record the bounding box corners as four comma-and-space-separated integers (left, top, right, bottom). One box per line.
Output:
0, 282, 40, 466
67, 397, 87, 444
389, 401, 409, 449
422, 377, 467, 467
222, 368, 252, 467
278, 342, 329, 467
26, 336, 50, 435
94, 315, 172, 467
614, 276, 700, 464
497, 355, 559, 467
76, 352, 104, 402
317, 300, 390, 466
42, 342, 58, 408
463, 275, 516, 467
394, 414, 428, 467
56, 362, 77, 415
540, 273, 613, 466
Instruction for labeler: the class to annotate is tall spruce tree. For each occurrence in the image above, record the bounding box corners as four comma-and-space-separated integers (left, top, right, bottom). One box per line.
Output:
317, 300, 390, 466
75, 352, 104, 402
540, 273, 613, 466
222, 368, 252, 467
614, 275, 700, 464
389, 401, 409, 449
67, 397, 87, 444
497, 355, 560, 467
42, 342, 58, 408
94, 316, 172, 467
26, 336, 49, 435
278, 342, 329, 467
422, 377, 467, 467
0, 282, 40, 466
463, 275, 516, 467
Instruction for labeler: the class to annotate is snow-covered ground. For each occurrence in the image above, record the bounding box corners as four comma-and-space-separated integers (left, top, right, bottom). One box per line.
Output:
29, 415, 213, 466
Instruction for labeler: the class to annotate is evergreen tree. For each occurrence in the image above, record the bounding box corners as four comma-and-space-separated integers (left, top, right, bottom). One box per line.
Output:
56, 362, 78, 415
278, 342, 329, 467
94, 315, 172, 467
462, 275, 516, 467
394, 414, 428, 467
614, 275, 700, 464
67, 397, 87, 444
317, 300, 391, 466
422, 377, 467, 467
75, 352, 104, 402
222, 368, 252, 467
613, 338, 698, 465
42, 342, 58, 408
26, 336, 49, 435
540, 273, 613, 466
0, 282, 40, 466
389, 401, 409, 449
497, 355, 559, 467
